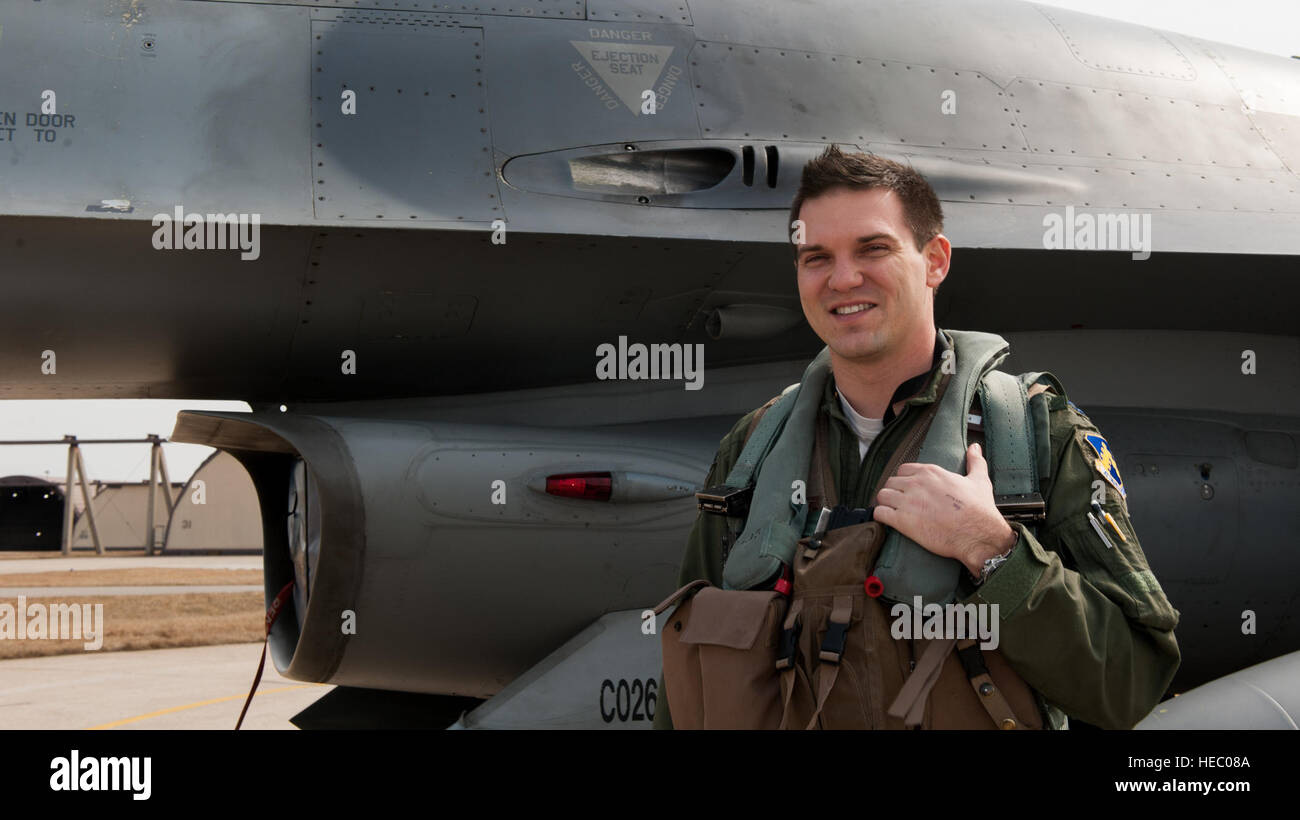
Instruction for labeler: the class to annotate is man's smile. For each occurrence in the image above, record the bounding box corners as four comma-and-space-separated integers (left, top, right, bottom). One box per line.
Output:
830, 300, 879, 320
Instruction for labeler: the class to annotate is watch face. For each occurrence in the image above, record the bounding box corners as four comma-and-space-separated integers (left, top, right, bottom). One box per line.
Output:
981, 550, 1011, 583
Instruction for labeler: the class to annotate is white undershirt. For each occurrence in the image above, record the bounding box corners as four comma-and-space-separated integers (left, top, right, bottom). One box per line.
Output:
837, 392, 885, 462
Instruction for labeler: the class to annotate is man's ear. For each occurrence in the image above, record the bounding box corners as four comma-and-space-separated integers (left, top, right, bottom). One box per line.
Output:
924, 233, 951, 289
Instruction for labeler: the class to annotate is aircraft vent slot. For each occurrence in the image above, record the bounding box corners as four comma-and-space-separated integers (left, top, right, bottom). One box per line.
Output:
567, 148, 736, 195
501, 141, 832, 207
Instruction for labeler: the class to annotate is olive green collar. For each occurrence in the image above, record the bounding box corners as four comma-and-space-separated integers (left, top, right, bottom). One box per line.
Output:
825, 328, 952, 426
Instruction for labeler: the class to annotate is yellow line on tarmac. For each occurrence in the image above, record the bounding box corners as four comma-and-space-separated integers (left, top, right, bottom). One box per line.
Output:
85, 684, 325, 730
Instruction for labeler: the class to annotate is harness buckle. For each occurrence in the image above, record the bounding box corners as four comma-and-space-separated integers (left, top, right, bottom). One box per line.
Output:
994, 492, 1046, 523
818, 619, 850, 664
696, 484, 753, 517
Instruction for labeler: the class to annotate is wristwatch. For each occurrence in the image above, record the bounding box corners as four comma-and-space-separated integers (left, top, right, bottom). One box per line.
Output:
973, 542, 1016, 586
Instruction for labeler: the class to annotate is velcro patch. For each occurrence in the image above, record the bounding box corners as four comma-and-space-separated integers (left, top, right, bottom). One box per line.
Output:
1082, 431, 1126, 499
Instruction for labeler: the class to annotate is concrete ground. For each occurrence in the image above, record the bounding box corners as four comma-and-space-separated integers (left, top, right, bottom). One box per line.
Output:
0, 642, 330, 730
0, 555, 304, 729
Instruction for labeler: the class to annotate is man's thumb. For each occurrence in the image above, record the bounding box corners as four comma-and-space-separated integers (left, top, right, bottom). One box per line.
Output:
968, 442, 988, 473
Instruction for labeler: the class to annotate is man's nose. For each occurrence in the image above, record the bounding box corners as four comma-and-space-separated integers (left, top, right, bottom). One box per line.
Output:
828, 258, 865, 291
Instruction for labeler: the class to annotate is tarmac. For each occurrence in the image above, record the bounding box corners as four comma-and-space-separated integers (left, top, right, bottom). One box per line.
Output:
0, 642, 330, 730
0, 553, 309, 730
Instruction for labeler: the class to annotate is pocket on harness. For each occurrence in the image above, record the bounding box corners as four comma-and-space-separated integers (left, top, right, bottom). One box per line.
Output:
656, 582, 788, 729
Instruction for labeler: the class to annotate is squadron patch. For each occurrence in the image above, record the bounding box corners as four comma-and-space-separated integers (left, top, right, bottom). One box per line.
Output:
1082, 432, 1126, 499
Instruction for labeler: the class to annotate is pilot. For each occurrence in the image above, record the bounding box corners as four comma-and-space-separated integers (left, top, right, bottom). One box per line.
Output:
652, 146, 1179, 730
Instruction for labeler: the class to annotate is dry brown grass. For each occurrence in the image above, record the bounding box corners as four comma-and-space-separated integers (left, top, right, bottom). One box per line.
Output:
0, 592, 265, 659
0, 551, 149, 560
0, 569, 262, 587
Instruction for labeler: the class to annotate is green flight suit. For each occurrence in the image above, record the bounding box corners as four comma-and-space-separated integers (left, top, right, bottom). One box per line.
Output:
652, 329, 1181, 730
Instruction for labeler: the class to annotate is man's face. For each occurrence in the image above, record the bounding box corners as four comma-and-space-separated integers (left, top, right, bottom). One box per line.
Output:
795, 187, 950, 364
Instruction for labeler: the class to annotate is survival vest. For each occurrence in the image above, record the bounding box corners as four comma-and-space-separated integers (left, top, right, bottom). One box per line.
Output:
655, 330, 1066, 729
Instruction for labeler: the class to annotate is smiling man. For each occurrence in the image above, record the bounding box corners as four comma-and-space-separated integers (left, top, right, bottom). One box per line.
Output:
652, 146, 1180, 730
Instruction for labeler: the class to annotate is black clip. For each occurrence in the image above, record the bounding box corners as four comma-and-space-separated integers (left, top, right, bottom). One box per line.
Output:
696, 484, 753, 517
818, 619, 849, 664
826, 505, 875, 530
957, 642, 990, 680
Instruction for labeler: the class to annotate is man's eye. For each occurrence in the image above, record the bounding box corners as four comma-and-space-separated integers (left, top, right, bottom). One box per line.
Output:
860, 245, 889, 254
804, 254, 827, 264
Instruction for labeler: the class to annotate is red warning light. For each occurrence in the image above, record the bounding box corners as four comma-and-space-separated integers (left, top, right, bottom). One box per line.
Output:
545, 472, 613, 501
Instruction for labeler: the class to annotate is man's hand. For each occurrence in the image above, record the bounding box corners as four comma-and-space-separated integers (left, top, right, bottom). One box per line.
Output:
873, 442, 1017, 576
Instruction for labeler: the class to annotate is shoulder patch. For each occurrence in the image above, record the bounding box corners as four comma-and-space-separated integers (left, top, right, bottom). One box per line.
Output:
1081, 431, 1126, 499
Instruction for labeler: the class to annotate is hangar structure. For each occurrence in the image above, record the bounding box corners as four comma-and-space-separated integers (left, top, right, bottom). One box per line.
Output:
69, 480, 184, 550
163, 450, 263, 554
0, 435, 262, 554
0, 475, 66, 550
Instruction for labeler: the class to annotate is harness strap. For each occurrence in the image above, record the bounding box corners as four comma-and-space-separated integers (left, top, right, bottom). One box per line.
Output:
722, 349, 834, 590
804, 594, 852, 729
776, 598, 804, 730
979, 370, 1038, 498
651, 578, 711, 616
808, 411, 837, 511
728, 390, 797, 490
957, 638, 1025, 730
887, 637, 955, 728
805, 663, 841, 730
818, 594, 853, 663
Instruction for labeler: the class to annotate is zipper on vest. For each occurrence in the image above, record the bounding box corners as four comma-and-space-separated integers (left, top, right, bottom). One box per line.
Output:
860, 382, 946, 504
893, 406, 931, 468
859, 403, 917, 503
858, 412, 900, 504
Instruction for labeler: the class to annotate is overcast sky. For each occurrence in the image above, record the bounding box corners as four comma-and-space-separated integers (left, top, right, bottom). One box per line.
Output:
0, 0, 1293, 484
0, 399, 250, 486
1035, 0, 1297, 58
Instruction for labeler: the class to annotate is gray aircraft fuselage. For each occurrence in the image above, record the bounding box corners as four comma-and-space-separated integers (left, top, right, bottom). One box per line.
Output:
2, 0, 1298, 724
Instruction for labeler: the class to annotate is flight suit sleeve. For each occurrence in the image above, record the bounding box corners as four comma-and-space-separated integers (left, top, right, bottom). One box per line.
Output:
960, 397, 1181, 729
652, 409, 759, 730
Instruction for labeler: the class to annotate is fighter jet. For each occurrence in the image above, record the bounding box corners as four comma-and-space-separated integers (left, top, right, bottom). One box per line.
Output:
1, 0, 1297, 728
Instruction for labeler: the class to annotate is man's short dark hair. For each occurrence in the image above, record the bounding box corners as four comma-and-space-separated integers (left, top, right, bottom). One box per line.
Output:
789, 145, 944, 255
